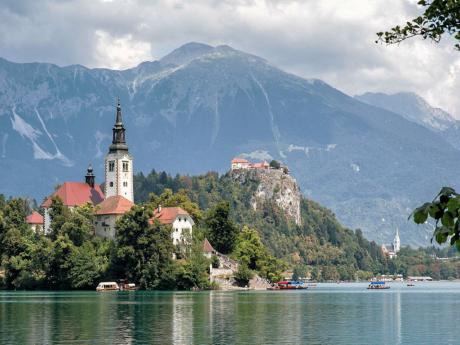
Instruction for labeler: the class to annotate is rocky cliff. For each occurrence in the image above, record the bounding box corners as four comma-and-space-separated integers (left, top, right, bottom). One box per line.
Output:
230, 168, 302, 225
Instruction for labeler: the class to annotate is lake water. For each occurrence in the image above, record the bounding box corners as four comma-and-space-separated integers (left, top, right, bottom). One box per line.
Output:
0, 282, 459, 344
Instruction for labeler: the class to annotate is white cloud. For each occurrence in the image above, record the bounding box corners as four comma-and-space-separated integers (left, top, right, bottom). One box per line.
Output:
0, 0, 459, 116
94, 30, 152, 69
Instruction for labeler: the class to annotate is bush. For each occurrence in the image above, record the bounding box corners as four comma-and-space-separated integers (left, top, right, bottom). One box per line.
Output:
234, 264, 253, 287
269, 160, 281, 169
211, 255, 220, 268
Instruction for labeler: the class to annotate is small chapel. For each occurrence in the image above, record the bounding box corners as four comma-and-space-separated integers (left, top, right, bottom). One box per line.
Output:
37, 99, 193, 244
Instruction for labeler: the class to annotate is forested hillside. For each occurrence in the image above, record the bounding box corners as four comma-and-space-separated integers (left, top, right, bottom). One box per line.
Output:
135, 170, 458, 280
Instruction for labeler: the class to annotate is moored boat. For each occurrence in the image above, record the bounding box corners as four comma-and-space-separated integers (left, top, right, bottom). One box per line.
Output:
367, 281, 390, 290
119, 280, 139, 291
96, 282, 120, 292
267, 280, 308, 290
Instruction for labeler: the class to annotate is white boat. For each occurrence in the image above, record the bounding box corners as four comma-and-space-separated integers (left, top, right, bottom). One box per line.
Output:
96, 282, 120, 292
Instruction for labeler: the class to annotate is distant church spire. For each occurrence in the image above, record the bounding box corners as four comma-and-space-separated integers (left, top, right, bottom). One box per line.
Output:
109, 98, 128, 153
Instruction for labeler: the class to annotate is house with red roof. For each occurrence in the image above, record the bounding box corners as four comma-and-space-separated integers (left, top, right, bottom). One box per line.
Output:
150, 206, 194, 256
26, 211, 44, 233
231, 157, 270, 171
94, 195, 134, 239
41, 166, 105, 233
231, 157, 251, 170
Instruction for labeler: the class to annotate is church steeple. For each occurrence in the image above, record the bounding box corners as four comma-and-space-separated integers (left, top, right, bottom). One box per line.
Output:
105, 97, 134, 202
109, 98, 128, 153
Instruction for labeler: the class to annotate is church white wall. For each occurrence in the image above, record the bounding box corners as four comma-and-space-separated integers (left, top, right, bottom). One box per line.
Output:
105, 152, 134, 202
44, 208, 51, 234
94, 214, 119, 239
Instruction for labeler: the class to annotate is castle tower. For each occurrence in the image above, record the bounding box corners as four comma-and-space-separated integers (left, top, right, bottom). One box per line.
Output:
104, 99, 134, 202
393, 228, 400, 253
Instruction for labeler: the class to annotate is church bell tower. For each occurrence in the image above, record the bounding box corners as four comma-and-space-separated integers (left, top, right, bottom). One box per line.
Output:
104, 99, 134, 202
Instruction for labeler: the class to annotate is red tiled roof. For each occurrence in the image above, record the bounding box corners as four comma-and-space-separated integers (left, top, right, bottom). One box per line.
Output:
150, 207, 190, 225
96, 195, 134, 215
231, 157, 249, 164
252, 161, 269, 168
203, 238, 216, 253
41, 182, 105, 208
26, 211, 44, 224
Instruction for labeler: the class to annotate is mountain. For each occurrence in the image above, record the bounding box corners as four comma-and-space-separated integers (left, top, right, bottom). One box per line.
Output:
355, 92, 460, 149
1, 42, 459, 246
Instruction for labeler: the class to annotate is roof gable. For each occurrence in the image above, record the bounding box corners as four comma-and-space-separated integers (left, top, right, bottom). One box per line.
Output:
26, 211, 44, 224
150, 207, 192, 225
96, 195, 134, 215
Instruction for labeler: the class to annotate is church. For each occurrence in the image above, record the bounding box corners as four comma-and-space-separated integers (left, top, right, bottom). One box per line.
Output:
38, 99, 193, 244
381, 229, 401, 259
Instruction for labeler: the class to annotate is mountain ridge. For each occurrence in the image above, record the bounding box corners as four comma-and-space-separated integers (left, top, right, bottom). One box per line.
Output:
1, 42, 459, 247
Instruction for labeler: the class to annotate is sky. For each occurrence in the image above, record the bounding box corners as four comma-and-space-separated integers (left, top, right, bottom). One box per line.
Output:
1, 0, 459, 117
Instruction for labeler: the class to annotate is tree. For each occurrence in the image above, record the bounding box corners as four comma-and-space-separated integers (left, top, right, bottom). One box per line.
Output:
269, 160, 281, 169
234, 263, 253, 287
60, 204, 95, 246
149, 188, 202, 222
377, 0, 460, 50
114, 205, 175, 289
205, 201, 239, 254
48, 196, 71, 241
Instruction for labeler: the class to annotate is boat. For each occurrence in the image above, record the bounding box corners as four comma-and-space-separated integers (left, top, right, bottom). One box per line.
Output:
96, 282, 120, 292
367, 281, 390, 290
119, 279, 139, 291
267, 280, 308, 290
407, 283, 415, 287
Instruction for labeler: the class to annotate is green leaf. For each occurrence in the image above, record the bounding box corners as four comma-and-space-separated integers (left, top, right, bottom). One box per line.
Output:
434, 226, 449, 244
437, 187, 456, 198
441, 211, 455, 228
413, 203, 430, 224
447, 197, 460, 213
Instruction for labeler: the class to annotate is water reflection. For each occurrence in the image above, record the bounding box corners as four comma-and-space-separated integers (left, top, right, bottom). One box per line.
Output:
2, 283, 460, 344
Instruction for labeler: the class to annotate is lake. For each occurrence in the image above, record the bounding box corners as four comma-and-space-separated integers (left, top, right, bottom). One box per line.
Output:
1, 282, 459, 344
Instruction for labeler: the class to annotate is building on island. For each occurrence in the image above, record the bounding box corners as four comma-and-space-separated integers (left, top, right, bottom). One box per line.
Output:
41, 166, 105, 234
104, 99, 134, 202
381, 228, 401, 259
26, 211, 44, 233
150, 206, 194, 246
38, 99, 193, 249
231, 157, 270, 171
202, 238, 217, 259
95, 195, 134, 239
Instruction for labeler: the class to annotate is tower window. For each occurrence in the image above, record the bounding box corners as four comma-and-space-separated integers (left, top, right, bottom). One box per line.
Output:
108, 161, 115, 172
123, 182, 128, 187
109, 182, 114, 187
122, 161, 129, 172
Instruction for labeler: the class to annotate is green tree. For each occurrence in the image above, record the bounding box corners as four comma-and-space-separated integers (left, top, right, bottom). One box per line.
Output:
60, 204, 95, 246
205, 201, 239, 254
377, 0, 460, 50
269, 160, 281, 169
68, 239, 111, 289
234, 263, 253, 287
48, 196, 70, 241
149, 188, 202, 222
114, 205, 175, 289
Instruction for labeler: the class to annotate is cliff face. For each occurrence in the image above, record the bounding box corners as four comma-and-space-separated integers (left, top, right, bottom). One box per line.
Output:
230, 169, 302, 225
